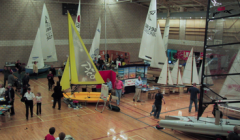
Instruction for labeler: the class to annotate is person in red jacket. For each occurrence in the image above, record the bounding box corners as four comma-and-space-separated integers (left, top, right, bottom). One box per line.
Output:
45, 127, 55, 140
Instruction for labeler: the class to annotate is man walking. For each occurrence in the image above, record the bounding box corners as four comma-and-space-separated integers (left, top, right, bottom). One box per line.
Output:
114, 77, 124, 106
188, 83, 200, 112
133, 76, 142, 102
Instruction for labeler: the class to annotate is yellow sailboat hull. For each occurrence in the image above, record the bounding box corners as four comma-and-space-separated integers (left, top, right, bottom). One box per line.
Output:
63, 92, 110, 103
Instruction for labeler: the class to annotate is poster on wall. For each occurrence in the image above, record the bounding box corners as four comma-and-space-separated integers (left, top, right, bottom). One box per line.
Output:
142, 77, 147, 86
144, 66, 148, 78
136, 66, 144, 78
118, 67, 124, 80
124, 67, 129, 79
128, 67, 136, 78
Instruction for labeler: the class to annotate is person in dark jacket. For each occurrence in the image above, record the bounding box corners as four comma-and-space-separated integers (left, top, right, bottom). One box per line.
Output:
228, 125, 240, 140
22, 74, 29, 97
3, 66, 10, 87
47, 71, 54, 91
153, 90, 165, 119
98, 57, 104, 70
15, 60, 22, 82
52, 82, 63, 110
49, 65, 56, 77
7, 84, 15, 116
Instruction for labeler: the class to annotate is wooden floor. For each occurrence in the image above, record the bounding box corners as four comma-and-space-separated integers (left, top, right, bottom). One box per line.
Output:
0, 74, 216, 140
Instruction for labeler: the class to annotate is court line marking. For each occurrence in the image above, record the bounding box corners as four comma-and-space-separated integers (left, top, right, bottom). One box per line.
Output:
0, 111, 94, 129
30, 80, 47, 90
129, 135, 146, 140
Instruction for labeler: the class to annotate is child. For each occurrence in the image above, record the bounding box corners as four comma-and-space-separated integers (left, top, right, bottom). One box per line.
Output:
36, 92, 42, 115
150, 103, 156, 116
45, 127, 55, 140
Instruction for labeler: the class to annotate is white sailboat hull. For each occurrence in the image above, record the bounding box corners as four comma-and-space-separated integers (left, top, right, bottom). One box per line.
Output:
219, 105, 240, 120
159, 116, 240, 136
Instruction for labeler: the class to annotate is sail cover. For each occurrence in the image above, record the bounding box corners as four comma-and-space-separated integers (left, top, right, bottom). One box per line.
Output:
198, 0, 240, 119
139, 0, 157, 61
68, 12, 104, 85
89, 18, 101, 61
27, 28, 44, 69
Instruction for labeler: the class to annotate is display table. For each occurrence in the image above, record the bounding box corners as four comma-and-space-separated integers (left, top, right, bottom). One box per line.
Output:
0, 105, 12, 122
141, 87, 160, 101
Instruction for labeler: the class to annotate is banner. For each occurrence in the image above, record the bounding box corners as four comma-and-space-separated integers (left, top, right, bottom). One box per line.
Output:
118, 67, 124, 80
124, 78, 137, 87
124, 67, 129, 79
128, 67, 136, 78
175, 50, 204, 61
100, 84, 109, 101
136, 66, 144, 78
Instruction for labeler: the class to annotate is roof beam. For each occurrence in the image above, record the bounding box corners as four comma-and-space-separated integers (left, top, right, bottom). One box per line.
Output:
191, 0, 207, 7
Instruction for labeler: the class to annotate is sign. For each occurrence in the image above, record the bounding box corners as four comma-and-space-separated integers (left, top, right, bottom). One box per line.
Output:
118, 67, 124, 80
128, 67, 136, 78
124, 78, 137, 87
124, 67, 129, 79
136, 66, 144, 78
100, 84, 109, 101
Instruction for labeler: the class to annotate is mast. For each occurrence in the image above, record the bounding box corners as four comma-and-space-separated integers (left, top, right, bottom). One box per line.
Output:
104, 0, 107, 61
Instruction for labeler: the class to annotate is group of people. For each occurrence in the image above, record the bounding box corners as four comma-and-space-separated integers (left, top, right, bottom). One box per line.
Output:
45, 127, 66, 140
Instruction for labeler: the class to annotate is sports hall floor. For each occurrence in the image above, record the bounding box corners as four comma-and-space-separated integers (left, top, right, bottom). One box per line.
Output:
0, 74, 216, 140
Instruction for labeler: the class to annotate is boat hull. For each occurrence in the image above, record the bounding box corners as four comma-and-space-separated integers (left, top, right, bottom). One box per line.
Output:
218, 105, 240, 120
63, 92, 110, 103
25, 66, 50, 74
159, 116, 240, 136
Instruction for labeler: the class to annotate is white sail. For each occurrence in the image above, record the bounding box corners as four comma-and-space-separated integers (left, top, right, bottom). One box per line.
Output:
168, 68, 174, 85
27, 28, 44, 69
199, 62, 213, 85
40, 3, 58, 62
192, 57, 200, 84
75, 0, 81, 34
89, 18, 101, 61
139, 0, 157, 61
178, 70, 183, 85
219, 50, 240, 100
150, 24, 167, 69
163, 10, 170, 51
158, 59, 168, 85
182, 48, 193, 84
171, 59, 179, 84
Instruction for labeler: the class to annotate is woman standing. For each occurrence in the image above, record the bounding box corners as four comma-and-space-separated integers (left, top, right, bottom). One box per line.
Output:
24, 88, 35, 120
52, 82, 63, 110
33, 61, 38, 80
47, 71, 54, 91
106, 78, 112, 94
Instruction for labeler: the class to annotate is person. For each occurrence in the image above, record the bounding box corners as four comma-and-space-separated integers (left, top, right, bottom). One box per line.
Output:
7, 84, 15, 116
33, 61, 38, 80
58, 132, 66, 140
8, 70, 17, 88
133, 76, 142, 102
188, 83, 200, 113
102, 65, 107, 70
45, 127, 56, 140
114, 77, 124, 106
93, 57, 98, 65
36, 92, 42, 115
26, 73, 30, 86
106, 78, 112, 94
3, 66, 10, 87
49, 65, 56, 77
58, 67, 63, 82
24, 88, 35, 120
22, 74, 29, 95
98, 57, 104, 70
15, 60, 22, 81
47, 71, 54, 91
228, 125, 240, 140
154, 90, 165, 119
0, 84, 5, 97
52, 82, 63, 110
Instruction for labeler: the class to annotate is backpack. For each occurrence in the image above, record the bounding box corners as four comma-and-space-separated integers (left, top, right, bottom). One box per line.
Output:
108, 104, 120, 112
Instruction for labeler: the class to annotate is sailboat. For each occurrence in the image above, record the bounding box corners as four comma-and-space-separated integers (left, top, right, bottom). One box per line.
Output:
89, 18, 101, 61
25, 4, 57, 74
158, 0, 240, 138
157, 58, 173, 86
138, 0, 157, 61
218, 49, 240, 120
182, 48, 200, 85
61, 13, 109, 103
171, 59, 183, 85
198, 62, 213, 86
